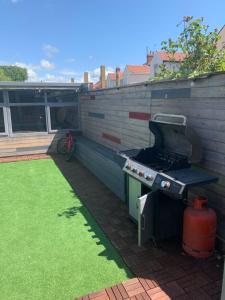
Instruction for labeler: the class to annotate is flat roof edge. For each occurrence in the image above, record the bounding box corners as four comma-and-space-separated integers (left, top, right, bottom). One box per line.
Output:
0, 81, 84, 90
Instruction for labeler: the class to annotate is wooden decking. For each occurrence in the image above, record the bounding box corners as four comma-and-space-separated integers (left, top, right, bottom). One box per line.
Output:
77, 278, 171, 300
0, 133, 63, 157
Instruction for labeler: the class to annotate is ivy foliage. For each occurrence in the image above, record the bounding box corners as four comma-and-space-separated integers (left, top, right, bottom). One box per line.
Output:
0, 65, 28, 81
155, 17, 225, 79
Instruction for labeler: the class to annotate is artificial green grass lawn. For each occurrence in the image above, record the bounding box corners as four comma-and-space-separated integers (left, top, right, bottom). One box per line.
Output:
0, 159, 131, 300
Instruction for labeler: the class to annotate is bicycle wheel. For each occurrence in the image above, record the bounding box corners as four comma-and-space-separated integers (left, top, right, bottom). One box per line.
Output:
57, 137, 68, 154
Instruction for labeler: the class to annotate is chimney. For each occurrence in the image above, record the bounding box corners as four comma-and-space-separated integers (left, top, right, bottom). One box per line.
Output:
115, 67, 120, 87
146, 52, 154, 66
100, 65, 106, 88
83, 72, 89, 83
71, 77, 75, 83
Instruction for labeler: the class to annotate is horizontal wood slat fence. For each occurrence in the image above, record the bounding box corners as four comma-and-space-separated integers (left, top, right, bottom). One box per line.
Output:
80, 72, 225, 241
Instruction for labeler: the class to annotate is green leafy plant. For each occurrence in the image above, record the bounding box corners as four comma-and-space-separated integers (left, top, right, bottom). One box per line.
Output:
0, 65, 28, 81
0, 68, 11, 81
155, 17, 225, 79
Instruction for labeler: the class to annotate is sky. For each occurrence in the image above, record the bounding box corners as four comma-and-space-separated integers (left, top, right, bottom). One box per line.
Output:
0, 0, 224, 83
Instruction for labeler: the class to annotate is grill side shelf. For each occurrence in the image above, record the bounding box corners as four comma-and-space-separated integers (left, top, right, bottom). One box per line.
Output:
165, 168, 218, 187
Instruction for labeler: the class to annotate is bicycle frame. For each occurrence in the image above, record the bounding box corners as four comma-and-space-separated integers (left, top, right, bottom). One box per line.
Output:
66, 130, 75, 153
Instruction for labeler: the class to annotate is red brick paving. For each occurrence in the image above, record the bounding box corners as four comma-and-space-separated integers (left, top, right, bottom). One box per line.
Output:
5, 154, 222, 300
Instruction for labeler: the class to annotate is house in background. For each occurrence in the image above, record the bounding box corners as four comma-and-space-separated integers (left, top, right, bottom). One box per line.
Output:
85, 51, 186, 89
122, 65, 151, 85
217, 25, 225, 50
150, 51, 186, 77
106, 67, 123, 88
144, 52, 154, 66
91, 65, 107, 90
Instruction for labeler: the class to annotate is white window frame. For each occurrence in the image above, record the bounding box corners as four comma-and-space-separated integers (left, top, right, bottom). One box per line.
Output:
46, 90, 80, 133
1, 89, 81, 137
0, 91, 9, 136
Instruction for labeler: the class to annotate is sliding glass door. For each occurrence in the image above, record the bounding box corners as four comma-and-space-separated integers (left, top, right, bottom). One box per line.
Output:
10, 106, 46, 132
0, 89, 80, 136
46, 90, 80, 132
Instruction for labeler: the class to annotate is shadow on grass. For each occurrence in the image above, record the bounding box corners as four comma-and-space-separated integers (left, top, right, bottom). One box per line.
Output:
57, 198, 132, 273
52, 154, 132, 278
58, 206, 79, 218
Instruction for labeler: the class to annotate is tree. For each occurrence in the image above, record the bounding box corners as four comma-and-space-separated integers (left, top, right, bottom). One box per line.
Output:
0, 66, 28, 81
0, 69, 11, 81
155, 17, 225, 79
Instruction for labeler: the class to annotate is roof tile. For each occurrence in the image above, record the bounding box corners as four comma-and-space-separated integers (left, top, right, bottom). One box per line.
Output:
157, 51, 186, 62
126, 65, 150, 74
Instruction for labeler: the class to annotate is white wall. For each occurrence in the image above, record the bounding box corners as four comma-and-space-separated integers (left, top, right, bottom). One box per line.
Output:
123, 67, 150, 85
106, 77, 116, 88
150, 53, 182, 76
149, 55, 162, 77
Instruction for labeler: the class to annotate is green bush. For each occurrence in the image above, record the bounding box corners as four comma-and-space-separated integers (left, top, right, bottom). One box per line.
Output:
154, 17, 225, 80
0, 65, 28, 81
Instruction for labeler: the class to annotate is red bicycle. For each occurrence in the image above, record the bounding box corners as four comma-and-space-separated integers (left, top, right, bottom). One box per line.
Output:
57, 130, 76, 160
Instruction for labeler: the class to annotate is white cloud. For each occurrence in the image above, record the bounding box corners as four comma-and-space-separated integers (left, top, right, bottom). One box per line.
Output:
44, 74, 66, 82
42, 44, 59, 58
5, 60, 113, 84
89, 66, 114, 83
40, 59, 55, 70
59, 70, 77, 76
15, 61, 60, 82
15, 62, 40, 81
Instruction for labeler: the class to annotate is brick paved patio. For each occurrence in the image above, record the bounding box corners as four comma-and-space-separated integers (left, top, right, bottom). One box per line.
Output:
11, 155, 221, 300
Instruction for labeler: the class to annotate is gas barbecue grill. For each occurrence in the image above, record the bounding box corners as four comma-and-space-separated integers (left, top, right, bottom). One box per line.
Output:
120, 114, 218, 246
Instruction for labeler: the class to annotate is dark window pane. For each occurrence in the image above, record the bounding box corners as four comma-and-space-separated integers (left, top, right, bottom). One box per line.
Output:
0, 108, 5, 132
50, 106, 79, 130
47, 90, 78, 103
9, 90, 45, 103
11, 106, 46, 132
0, 91, 3, 103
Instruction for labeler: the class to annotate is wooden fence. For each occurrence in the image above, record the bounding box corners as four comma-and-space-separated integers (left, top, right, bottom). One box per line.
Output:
80, 72, 225, 240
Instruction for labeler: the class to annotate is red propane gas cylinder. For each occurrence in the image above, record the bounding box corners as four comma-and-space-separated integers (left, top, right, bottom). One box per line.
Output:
183, 196, 217, 258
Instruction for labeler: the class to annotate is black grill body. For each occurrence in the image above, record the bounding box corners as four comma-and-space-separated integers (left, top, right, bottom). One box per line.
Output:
120, 114, 218, 245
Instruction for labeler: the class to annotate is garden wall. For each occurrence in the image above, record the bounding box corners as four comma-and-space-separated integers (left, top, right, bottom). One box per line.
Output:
80, 72, 225, 241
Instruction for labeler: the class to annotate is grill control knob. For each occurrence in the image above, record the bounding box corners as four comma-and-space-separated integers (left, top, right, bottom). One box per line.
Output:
126, 165, 131, 170
145, 174, 153, 181
132, 168, 138, 173
161, 181, 171, 189
138, 171, 144, 177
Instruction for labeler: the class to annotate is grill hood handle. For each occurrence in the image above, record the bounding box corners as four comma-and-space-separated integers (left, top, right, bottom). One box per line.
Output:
153, 113, 187, 126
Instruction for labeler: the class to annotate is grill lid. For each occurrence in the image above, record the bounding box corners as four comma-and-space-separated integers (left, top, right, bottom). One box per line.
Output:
150, 114, 202, 163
